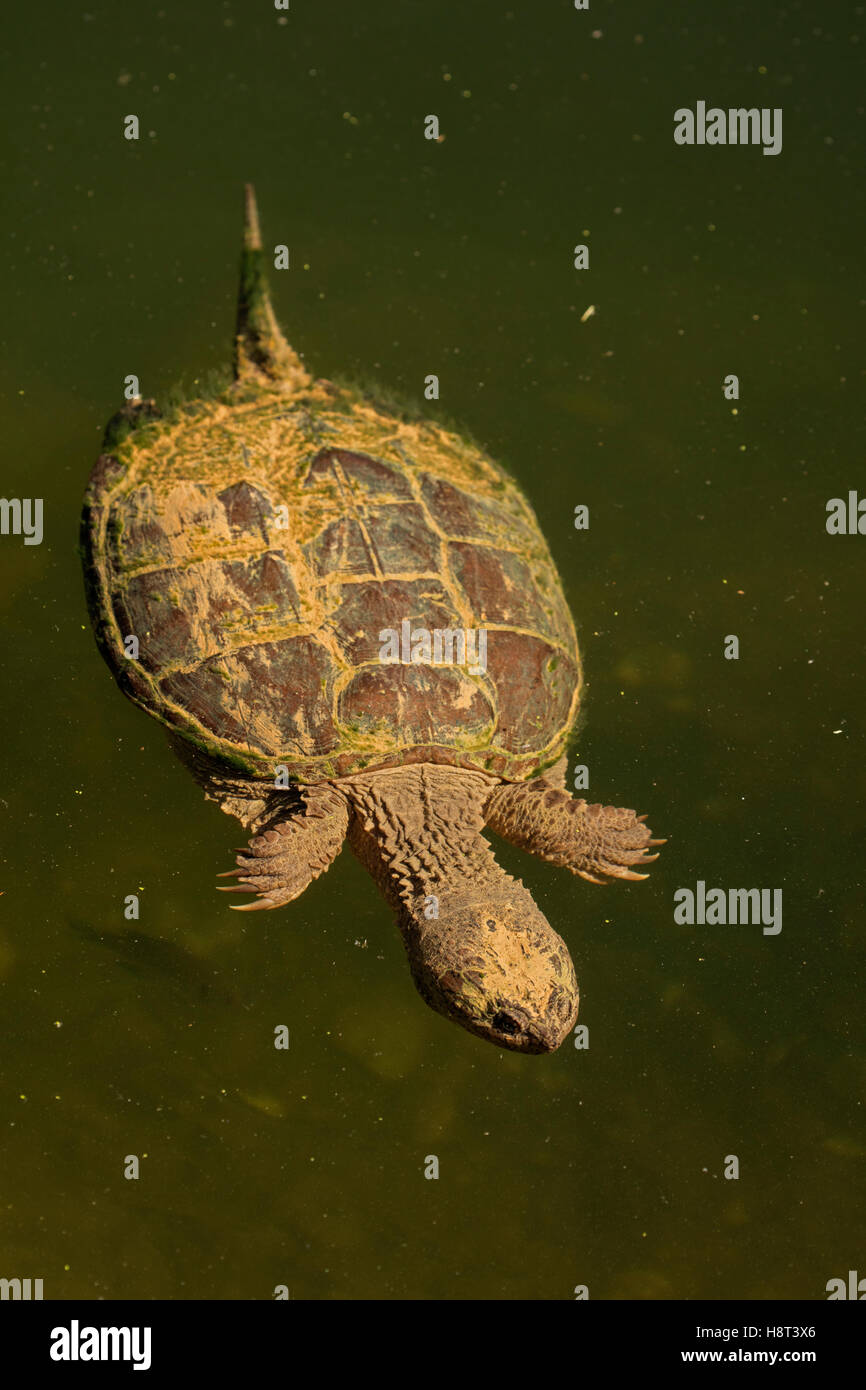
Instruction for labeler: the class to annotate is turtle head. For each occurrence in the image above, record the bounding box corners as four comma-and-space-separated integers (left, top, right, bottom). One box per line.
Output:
402, 888, 579, 1054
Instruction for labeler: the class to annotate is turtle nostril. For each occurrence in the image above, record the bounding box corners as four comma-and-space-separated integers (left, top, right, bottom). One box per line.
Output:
492, 1010, 520, 1036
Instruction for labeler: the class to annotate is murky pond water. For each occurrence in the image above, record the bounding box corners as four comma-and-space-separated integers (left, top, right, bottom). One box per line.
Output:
1, 0, 863, 1299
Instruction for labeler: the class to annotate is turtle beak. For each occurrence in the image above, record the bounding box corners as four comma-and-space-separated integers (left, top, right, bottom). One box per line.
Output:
486, 1004, 571, 1054
401, 891, 580, 1054
447, 993, 577, 1055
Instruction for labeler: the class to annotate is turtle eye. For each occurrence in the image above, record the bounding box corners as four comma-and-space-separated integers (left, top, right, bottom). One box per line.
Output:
492, 1011, 519, 1036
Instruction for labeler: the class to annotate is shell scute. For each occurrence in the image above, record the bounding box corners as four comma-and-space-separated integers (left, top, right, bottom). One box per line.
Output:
113, 552, 304, 674
330, 578, 457, 667
448, 542, 551, 631
160, 636, 340, 759
490, 632, 580, 756
113, 482, 233, 572
419, 473, 531, 548
303, 502, 441, 579
338, 665, 495, 751
304, 447, 413, 502
217, 480, 273, 542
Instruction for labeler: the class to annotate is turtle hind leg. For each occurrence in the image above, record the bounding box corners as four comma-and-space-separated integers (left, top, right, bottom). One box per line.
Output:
485, 781, 664, 885
217, 784, 349, 911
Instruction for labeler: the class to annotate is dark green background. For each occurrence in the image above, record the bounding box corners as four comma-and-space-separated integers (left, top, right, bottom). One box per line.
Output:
1, 0, 863, 1298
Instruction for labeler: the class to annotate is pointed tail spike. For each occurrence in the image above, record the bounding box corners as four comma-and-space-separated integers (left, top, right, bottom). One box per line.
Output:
233, 183, 311, 392
243, 181, 263, 252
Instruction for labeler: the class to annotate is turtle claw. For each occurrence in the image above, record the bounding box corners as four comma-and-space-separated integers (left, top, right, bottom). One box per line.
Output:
568, 807, 663, 884
585, 853, 656, 884
578, 869, 607, 885
609, 867, 650, 882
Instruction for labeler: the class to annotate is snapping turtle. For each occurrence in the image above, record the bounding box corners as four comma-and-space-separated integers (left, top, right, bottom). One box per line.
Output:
81, 186, 661, 1054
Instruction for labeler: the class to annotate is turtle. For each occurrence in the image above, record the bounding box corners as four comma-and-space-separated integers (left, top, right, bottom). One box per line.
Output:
81, 185, 662, 1055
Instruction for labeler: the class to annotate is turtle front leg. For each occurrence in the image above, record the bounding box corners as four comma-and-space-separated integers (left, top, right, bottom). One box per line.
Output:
485, 781, 663, 885
217, 784, 349, 911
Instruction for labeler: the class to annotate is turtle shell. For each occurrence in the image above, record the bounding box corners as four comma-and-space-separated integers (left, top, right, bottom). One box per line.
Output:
82, 380, 581, 782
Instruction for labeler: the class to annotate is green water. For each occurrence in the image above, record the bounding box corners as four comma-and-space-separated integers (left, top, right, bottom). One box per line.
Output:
1, 0, 863, 1299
